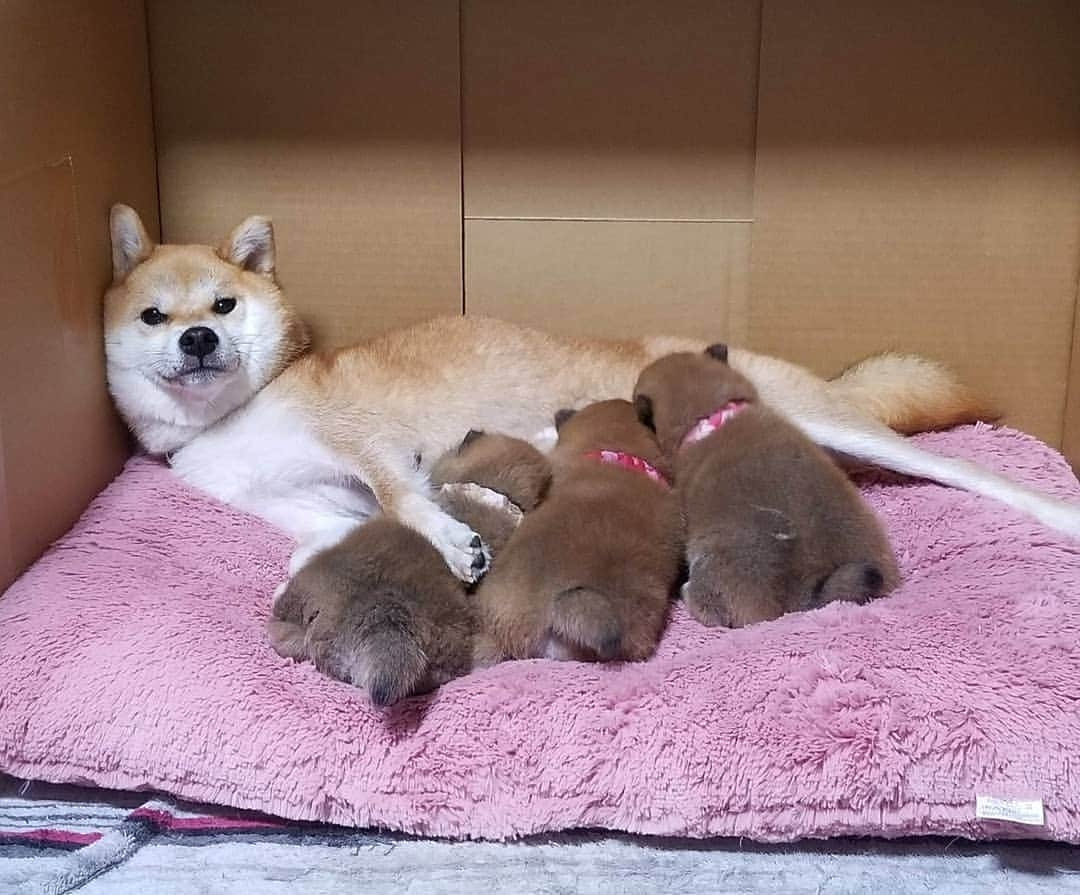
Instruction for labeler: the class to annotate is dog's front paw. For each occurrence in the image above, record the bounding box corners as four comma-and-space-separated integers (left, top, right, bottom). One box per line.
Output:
399, 495, 491, 583
433, 516, 491, 584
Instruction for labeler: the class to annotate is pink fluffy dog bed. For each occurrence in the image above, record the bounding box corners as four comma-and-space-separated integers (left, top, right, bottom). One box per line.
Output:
1, 424, 1079, 842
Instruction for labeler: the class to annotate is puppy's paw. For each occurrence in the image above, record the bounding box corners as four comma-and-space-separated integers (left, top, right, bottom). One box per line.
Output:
267, 618, 307, 661
681, 579, 734, 628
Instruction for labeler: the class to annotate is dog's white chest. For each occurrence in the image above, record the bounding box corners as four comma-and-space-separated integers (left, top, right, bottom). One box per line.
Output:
167, 396, 376, 542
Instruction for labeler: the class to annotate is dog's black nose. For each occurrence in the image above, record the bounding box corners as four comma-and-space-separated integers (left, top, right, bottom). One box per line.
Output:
178, 326, 219, 358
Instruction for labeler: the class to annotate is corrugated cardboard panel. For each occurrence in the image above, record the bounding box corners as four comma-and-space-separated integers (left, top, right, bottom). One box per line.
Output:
749, 0, 1080, 446
149, 0, 462, 349
463, 0, 759, 221
1064, 282, 1080, 472
466, 220, 749, 342
0, 167, 97, 583
0, 0, 157, 591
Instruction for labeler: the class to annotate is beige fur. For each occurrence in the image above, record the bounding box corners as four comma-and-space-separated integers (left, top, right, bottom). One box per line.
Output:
102, 206, 1080, 590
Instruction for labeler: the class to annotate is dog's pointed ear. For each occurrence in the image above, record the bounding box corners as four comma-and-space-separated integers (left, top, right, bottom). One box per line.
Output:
460, 429, 485, 451
633, 394, 655, 432
705, 343, 729, 363
220, 215, 276, 276
554, 408, 577, 431
110, 204, 154, 282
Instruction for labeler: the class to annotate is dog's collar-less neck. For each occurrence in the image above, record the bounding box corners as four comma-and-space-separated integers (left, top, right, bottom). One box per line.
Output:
681, 400, 748, 449
584, 450, 670, 487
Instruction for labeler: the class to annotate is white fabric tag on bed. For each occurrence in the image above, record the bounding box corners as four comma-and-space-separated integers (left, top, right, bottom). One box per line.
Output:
975, 796, 1045, 826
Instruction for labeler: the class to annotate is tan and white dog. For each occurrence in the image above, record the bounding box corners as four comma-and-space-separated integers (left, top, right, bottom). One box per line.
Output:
103, 205, 1080, 585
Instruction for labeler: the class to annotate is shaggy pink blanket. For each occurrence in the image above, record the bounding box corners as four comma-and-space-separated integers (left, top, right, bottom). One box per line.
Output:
1, 425, 1078, 842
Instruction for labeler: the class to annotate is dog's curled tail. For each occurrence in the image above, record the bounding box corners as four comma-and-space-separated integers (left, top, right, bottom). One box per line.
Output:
829, 353, 995, 434
549, 587, 623, 660
352, 604, 429, 707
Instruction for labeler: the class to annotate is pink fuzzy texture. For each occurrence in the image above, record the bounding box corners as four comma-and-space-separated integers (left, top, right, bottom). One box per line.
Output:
1, 425, 1079, 842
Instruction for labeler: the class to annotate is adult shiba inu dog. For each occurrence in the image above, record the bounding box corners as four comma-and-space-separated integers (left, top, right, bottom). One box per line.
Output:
103, 205, 1080, 588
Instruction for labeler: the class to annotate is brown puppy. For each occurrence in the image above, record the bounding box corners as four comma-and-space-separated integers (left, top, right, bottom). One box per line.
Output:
430, 430, 552, 555
268, 520, 475, 706
476, 399, 682, 662
634, 346, 899, 628
268, 433, 550, 704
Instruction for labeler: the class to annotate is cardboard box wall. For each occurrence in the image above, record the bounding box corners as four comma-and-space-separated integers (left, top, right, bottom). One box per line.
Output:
1, 0, 1078, 591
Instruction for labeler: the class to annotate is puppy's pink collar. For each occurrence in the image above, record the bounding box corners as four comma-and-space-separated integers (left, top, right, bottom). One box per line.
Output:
584, 450, 669, 487
681, 400, 748, 449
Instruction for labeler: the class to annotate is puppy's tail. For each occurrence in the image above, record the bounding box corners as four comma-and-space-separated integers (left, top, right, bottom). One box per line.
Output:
801, 561, 891, 610
351, 605, 429, 707
549, 587, 623, 660
829, 353, 994, 434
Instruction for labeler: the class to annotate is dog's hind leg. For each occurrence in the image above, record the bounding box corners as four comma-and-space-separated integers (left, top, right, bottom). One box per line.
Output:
800, 562, 890, 610
798, 416, 1080, 539
730, 349, 1080, 538
549, 587, 623, 660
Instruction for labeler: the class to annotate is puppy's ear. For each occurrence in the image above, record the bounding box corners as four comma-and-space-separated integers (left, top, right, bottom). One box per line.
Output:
633, 394, 655, 432
460, 429, 485, 451
705, 343, 729, 363
110, 204, 154, 282
220, 215, 276, 276
554, 408, 577, 431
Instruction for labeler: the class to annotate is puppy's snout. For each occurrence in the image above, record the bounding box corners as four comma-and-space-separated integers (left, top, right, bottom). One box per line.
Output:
179, 326, 219, 358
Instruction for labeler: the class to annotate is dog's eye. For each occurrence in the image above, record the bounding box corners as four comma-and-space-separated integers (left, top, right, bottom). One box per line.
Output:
212, 297, 237, 315
140, 307, 167, 326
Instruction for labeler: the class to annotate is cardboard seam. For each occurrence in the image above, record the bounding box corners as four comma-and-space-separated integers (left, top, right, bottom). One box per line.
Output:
0, 413, 13, 591
736, 0, 765, 348
464, 216, 753, 224
457, 0, 466, 316
142, 0, 164, 241
1062, 262, 1080, 470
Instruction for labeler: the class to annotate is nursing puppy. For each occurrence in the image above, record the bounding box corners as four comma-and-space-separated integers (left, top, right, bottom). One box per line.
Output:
477, 400, 682, 662
268, 519, 475, 706
103, 206, 1080, 600
430, 430, 552, 555
634, 346, 899, 628
269, 432, 550, 704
